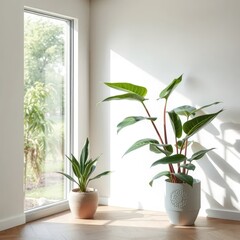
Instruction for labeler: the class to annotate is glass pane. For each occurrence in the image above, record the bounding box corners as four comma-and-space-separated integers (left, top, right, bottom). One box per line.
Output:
24, 12, 70, 211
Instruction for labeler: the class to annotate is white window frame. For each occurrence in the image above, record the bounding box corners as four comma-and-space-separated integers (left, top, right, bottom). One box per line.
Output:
24, 8, 75, 222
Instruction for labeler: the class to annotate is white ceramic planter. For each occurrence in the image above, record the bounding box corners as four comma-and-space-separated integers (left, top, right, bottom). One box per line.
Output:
165, 180, 201, 225
69, 188, 98, 219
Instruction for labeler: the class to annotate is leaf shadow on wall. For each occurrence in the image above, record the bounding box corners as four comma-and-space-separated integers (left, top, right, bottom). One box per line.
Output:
193, 121, 240, 211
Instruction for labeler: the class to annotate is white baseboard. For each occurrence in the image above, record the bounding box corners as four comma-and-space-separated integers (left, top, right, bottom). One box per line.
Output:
99, 197, 164, 211
0, 214, 26, 232
99, 197, 109, 206
206, 208, 240, 221
99, 197, 147, 209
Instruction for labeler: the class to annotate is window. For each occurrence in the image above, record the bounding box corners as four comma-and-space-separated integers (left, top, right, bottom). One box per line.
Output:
24, 10, 73, 213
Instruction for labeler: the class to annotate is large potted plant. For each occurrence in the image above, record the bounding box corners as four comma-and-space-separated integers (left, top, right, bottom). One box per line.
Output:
58, 138, 111, 219
102, 75, 223, 225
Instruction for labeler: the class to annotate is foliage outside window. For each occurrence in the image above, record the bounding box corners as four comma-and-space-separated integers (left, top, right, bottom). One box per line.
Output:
24, 12, 70, 210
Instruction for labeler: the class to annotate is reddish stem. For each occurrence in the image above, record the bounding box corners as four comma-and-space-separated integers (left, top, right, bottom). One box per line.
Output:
163, 100, 168, 144
142, 102, 176, 181
142, 102, 164, 145
183, 138, 188, 174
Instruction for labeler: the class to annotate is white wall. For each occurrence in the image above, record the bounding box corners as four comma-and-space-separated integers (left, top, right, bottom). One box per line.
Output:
90, 0, 240, 220
0, 0, 25, 231
0, 0, 89, 231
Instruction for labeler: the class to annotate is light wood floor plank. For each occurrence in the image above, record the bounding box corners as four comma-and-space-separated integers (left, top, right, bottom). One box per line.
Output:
0, 206, 239, 240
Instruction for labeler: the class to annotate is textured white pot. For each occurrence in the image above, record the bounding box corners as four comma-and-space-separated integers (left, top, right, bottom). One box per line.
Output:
69, 188, 98, 219
165, 179, 201, 225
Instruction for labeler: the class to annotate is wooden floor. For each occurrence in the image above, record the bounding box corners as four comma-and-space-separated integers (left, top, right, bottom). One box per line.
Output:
0, 206, 239, 240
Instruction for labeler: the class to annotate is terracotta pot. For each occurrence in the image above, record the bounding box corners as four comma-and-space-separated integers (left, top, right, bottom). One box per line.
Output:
165, 179, 201, 225
69, 188, 98, 219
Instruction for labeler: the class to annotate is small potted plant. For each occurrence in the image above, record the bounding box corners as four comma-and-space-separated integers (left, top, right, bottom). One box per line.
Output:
102, 75, 223, 225
58, 138, 111, 219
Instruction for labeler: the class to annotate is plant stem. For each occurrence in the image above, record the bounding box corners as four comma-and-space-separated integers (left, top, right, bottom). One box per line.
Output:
175, 137, 181, 173
142, 102, 164, 145
182, 116, 189, 175
179, 138, 188, 174
142, 102, 177, 183
163, 100, 168, 144
175, 137, 179, 155
163, 100, 177, 181
183, 138, 188, 174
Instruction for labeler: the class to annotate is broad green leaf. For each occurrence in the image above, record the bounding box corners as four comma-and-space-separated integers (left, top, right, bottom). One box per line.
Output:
102, 93, 146, 102
176, 140, 185, 149
183, 109, 223, 139
174, 173, 194, 186
151, 154, 187, 167
168, 110, 182, 138
149, 143, 173, 156
159, 75, 182, 100
192, 102, 221, 115
104, 82, 147, 97
117, 116, 157, 133
189, 148, 215, 161
176, 140, 192, 149
124, 138, 159, 156
180, 163, 196, 171
172, 105, 196, 117
149, 171, 171, 186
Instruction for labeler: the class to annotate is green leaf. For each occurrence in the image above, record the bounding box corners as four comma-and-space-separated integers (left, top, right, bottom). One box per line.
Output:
149, 171, 171, 187
57, 172, 80, 187
192, 102, 221, 115
104, 82, 147, 97
176, 140, 192, 149
83, 158, 98, 180
183, 109, 223, 139
174, 173, 194, 186
159, 75, 182, 100
168, 110, 182, 138
180, 163, 196, 171
89, 171, 112, 182
124, 138, 159, 156
80, 138, 89, 165
61, 139, 111, 191
189, 148, 215, 161
151, 154, 187, 167
149, 143, 173, 156
66, 154, 81, 178
172, 105, 196, 117
102, 93, 146, 102
117, 116, 157, 133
